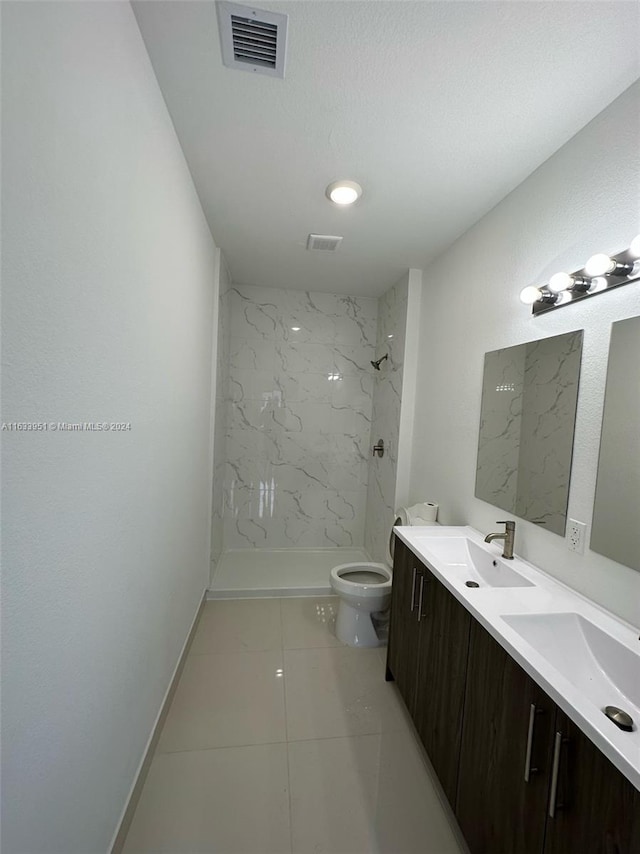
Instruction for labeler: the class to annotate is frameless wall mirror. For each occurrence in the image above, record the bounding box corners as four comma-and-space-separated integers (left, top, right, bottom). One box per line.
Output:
591, 315, 640, 571
475, 330, 583, 535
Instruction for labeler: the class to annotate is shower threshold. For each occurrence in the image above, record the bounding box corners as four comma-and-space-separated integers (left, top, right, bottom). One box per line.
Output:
208, 547, 370, 599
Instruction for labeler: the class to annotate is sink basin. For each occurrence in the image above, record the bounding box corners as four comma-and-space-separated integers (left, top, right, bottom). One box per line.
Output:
502, 613, 640, 723
416, 537, 534, 588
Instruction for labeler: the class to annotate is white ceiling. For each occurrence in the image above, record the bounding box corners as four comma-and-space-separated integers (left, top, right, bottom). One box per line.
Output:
132, 1, 640, 297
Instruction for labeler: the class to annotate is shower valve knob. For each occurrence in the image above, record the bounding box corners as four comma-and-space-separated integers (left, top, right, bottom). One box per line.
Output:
372, 439, 385, 458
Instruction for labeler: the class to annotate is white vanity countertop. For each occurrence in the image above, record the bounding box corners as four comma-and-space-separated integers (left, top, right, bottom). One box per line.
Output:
394, 525, 640, 792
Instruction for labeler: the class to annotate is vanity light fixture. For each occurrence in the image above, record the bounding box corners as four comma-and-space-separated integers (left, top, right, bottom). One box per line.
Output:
325, 180, 363, 206
521, 235, 640, 315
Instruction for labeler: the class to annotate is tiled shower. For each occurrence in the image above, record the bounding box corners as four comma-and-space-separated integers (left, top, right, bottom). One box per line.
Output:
364, 277, 409, 563
210, 274, 411, 589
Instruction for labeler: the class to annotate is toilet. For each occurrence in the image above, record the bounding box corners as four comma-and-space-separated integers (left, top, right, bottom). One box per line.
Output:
329, 506, 438, 647
329, 562, 392, 647
329, 523, 397, 647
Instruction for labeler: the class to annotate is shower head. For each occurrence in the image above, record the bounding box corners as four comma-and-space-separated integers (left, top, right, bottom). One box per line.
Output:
371, 353, 389, 371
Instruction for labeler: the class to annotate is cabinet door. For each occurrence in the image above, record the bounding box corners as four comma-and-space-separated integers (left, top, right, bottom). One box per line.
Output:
456, 620, 555, 854
386, 538, 421, 713
413, 571, 471, 806
544, 709, 640, 854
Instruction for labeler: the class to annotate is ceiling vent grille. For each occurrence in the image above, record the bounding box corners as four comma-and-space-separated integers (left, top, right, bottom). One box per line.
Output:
217, 2, 288, 79
306, 234, 343, 252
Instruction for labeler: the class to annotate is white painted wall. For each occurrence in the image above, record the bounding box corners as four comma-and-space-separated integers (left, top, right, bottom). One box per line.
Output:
410, 81, 640, 627
1, 4, 217, 852
395, 270, 423, 510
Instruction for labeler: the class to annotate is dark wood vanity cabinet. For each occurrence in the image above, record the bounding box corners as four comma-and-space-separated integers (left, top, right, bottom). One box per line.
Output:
413, 570, 471, 804
386, 538, 422, 712
543, 710, 640, 854
386, 536, 471, 805
457, 620, 640, 854
456, 620, 557, 854
386, 540, 640, 854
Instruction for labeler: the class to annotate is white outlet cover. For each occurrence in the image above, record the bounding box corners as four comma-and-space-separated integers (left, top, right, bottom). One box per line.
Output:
567, 518, 586, 554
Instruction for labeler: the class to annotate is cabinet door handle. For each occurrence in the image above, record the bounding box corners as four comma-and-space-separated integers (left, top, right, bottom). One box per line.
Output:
548, 731, 564, 817
410, 567, 418, 611
524, 703, 539, 782
417, 574, 425, 622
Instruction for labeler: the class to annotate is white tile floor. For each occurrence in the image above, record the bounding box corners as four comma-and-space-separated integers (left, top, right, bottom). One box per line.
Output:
123, 597, 467, 854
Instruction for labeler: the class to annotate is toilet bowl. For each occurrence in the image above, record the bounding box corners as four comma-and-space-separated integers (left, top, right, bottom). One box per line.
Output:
329, 562, 392, 647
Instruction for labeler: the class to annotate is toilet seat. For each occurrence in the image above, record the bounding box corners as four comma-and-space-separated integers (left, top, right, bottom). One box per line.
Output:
330, 562, 392, 599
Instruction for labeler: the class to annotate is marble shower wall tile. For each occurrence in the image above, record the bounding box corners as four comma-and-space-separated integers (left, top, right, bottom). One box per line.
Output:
364, 278, 409, 563
211, 258, 232, 567
223, 285, 376, 549
224, 485, 366, 548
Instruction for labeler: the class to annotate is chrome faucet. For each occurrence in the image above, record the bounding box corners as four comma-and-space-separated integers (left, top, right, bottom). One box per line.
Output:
484, 521, 516, 559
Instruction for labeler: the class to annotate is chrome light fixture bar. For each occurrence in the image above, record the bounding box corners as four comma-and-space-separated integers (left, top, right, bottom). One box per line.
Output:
521, 236, 640, 316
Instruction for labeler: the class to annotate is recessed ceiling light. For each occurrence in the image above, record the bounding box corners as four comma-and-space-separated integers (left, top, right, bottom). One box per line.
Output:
326, 180, 363, 206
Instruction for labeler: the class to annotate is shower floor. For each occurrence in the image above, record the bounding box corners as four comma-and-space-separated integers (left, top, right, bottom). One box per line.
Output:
208, 547, 371, 599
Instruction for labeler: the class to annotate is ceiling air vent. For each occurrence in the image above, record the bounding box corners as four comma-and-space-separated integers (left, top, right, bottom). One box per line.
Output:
217, 2, 288, 79
306, 234, 343, 252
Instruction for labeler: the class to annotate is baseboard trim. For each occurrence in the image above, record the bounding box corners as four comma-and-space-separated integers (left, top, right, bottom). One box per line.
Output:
109, 589, 207, 853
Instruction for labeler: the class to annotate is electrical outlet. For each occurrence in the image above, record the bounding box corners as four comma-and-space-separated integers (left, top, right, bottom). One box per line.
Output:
567, 518, 586, 554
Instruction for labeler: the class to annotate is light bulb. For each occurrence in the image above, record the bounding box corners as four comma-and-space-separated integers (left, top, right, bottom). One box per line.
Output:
589, 276, 608, 293
548, 272, 574, 293
585, 253, 616, 277
629, 234, 640, 258
330, 186, 358, 204
325, 180, 363, 206
554, 291, 572, 305
520, 286, 543, 305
